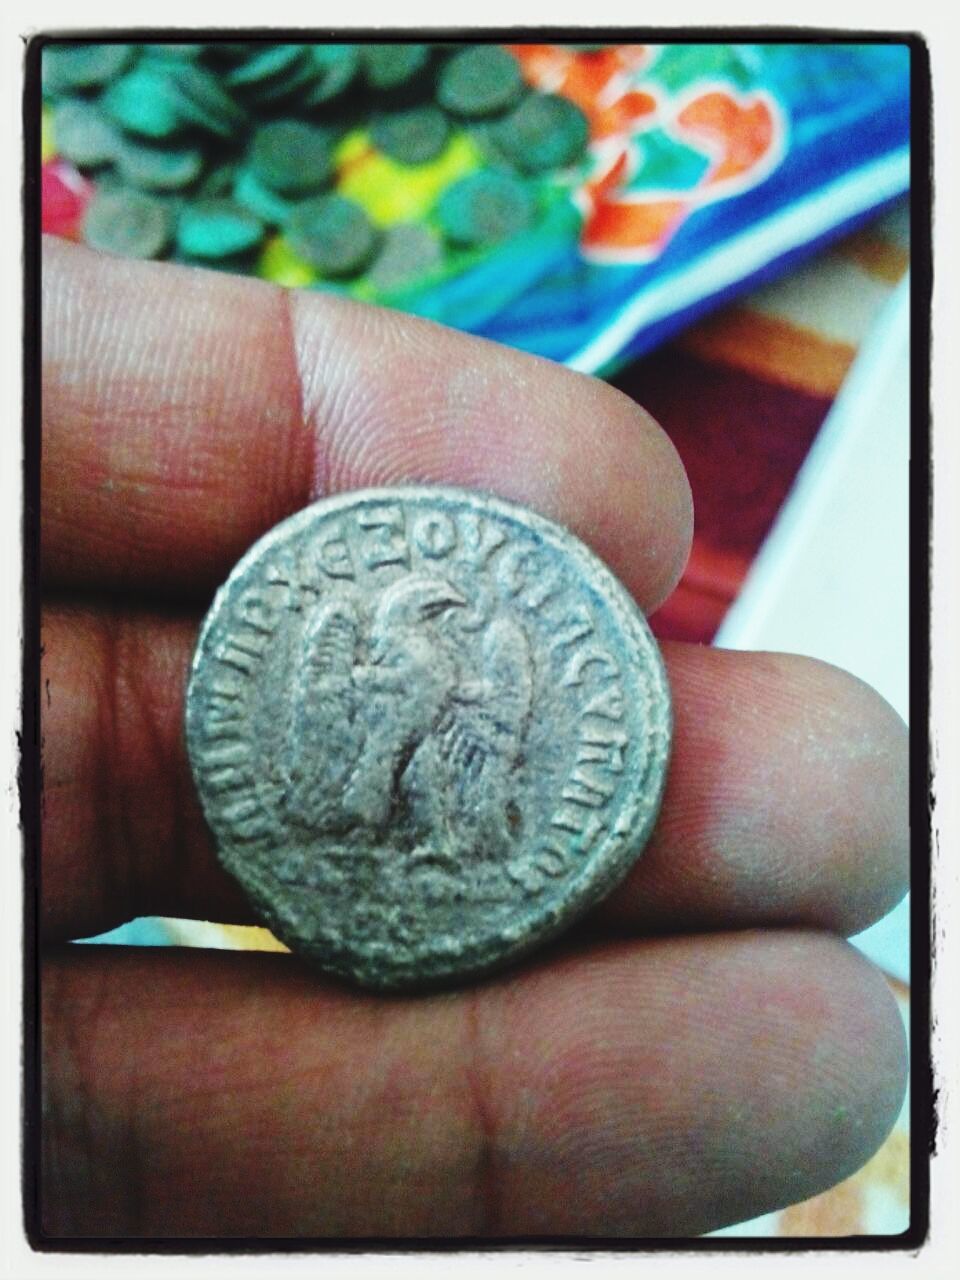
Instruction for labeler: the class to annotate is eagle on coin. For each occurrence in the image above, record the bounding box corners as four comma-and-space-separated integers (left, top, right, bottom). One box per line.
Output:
284, 574, 533, 863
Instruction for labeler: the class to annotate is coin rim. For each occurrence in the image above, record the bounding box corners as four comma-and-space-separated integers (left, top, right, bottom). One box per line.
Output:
185, 485, 672, 988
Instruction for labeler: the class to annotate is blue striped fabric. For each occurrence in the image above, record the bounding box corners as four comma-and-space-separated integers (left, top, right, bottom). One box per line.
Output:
382, 43, 911, 372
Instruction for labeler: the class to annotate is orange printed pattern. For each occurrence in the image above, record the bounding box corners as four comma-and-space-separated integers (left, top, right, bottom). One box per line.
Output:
582, 196, 689, 255
508, 45, 657, 142
676, 91, 776, 185
511, 44, 785, 263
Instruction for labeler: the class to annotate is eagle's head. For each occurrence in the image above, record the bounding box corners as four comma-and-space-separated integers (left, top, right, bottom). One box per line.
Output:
360, 574, 466, 698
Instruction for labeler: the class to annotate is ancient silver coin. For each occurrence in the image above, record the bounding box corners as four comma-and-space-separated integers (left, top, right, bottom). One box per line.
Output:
185, 486, 671, 989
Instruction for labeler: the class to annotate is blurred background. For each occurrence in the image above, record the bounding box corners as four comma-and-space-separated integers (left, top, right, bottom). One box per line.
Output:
40, 37, 914, 1238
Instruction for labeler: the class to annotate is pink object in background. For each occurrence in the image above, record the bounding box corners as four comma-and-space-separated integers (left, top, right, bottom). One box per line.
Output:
41, 159, 93, 240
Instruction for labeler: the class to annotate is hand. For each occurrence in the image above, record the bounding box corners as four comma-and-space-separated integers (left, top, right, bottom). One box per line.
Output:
39, 234, 909, 1239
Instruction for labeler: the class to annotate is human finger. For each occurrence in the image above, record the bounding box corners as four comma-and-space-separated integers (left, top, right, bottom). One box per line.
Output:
41, 235, 691, 612
39, 931, 906, 1239
41, 605, 907, 944
601, 642, 910, 936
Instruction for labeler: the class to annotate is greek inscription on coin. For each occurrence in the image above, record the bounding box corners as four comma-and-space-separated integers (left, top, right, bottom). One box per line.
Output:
185, 487, 672, 988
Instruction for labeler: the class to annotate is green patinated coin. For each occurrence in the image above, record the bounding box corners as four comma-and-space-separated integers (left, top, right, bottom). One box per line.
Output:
468, 120, 521, 171
163, 62, 248, 137
226, 44, 306, 90
101, 65, 184, 138
43, 43, 136, 95
436, 169, 536, 247
370, 105, 449, 165
492, 93, 590, 173
51, 99, 120, 168
47, 40, 594, 292
198, 162, 240, 198
361, 44, 430, 92
115, 138, 205, 191
286, 194, 380, 276
248, 51, 324, 104
232, 167, 296, 224
82, 188, 173, 259
249, 120, 336, 196
436, 46, 523, 118
367, 223, 443, 292
304, 44, 359, 105
176, 199, 265, 259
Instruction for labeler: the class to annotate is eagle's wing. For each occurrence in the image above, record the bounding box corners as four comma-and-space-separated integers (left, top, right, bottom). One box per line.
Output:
479, 615, 533, 749
285, 601, 362, 826
435, 617, 532, 785
303, 601, 360, 681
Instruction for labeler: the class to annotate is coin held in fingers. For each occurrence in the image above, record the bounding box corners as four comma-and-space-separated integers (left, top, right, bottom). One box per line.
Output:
185, 486, 672, 989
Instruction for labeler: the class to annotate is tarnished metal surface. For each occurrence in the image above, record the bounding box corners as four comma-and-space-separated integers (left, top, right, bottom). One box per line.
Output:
185, 487, 671, 988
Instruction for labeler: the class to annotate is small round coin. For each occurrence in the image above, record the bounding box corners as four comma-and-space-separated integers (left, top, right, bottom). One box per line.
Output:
175, 198, 265, 259
43, 42, 136, 94
492, 92, 591, 173
81, 187, 173, 259
51, 99, 121, 169
367, 223, 444, 292
185, 487, 672, 989
304, 44, 359, 105
162, 61, 248, 137
115, 138, 204, 191
285, 194, 380, 277
232, 167, 295, 224
360, 43, 431, 92
241, 50, 321, 105
370, 104, 450, 166
198, 161, 240, 198
226, 43, 307, 91
101, 65, 184, 139
436, 169, 536, 247
436, 45, 524, 118
248, 119, 336, 196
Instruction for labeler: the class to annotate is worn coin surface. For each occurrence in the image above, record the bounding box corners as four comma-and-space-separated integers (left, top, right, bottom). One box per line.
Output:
185, 487, 671, 989
436, 169, 536, 246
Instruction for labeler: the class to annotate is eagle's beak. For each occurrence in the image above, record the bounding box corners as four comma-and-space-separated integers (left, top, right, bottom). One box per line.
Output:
373, 575, 467, 633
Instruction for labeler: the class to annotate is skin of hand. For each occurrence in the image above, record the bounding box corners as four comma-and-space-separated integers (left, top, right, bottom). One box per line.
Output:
38, 234, 910, 1240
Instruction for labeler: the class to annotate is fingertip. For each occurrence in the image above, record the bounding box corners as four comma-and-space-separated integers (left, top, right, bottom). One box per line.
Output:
773, 656, 911, 937
769, 933, 908, 1201
479, 930, 908, 1235
290, 288, 693, 613
43, 238, 693, 610
557, 377, 694, 613
608, 647, 910, 939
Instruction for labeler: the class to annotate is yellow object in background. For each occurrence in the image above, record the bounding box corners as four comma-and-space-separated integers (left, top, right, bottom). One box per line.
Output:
337, 131, 482, 226
159, 918, 290, 953
333, 129, 370, 169
42, 106, 55, 163
257, 130, 483, 287
257, 234, 318, 288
